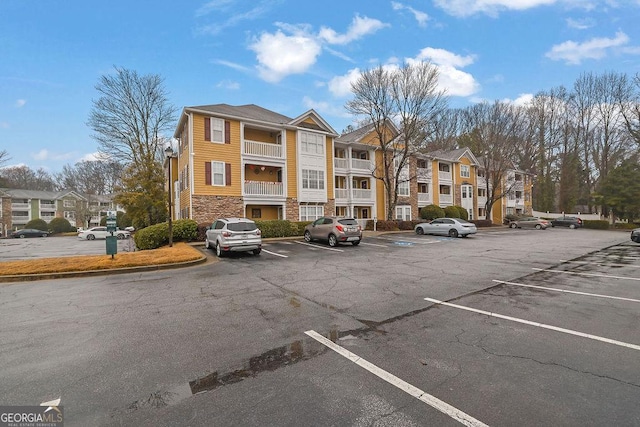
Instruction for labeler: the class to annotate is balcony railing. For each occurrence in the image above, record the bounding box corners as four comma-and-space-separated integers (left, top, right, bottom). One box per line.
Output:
334, 188, 373, 201
351, 158, 373, 170
244, 181, 284, 196
40, 214, 56, 221
418, 193, 431, 203
335, 188, 348, 199
40, 203, 56, 210
438, 171, 452, 181
11, 217, 29, 224
244, 139, 283, 159
438, 194, 453, 205
11, 203, 29, 209
334, 158, 348, 169
352, 189, 372, 200
417, 167, 432, 181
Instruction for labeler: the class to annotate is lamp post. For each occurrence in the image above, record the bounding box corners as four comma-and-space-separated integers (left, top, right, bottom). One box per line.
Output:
164, 146, 174, 247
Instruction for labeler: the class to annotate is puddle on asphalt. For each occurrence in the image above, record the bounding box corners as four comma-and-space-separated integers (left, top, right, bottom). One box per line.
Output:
126, 328, 370, 412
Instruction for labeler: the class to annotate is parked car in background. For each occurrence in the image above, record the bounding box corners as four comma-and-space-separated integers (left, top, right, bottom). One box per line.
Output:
124, 226, 135, 232
631, 228, 640, 243
415, 218, 477, 238
303, 217, 362, 247
78, 226, 130, 240
550, 216, 583, 229
509, 217, 549, 230
11, 228, 50, 238
205, 217, 262, 257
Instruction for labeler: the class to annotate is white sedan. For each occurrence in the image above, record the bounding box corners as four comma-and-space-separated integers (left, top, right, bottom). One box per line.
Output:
78, 226, 130, 240
415, 218, 477, 238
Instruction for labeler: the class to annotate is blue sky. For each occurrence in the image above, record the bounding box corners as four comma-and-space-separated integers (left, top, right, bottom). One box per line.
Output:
2, 0, 640, 173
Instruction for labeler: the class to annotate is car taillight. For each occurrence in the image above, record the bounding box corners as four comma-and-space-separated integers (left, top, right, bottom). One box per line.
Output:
335, 224, 344, 232
357, 225, 362, 231
256, 230, 261, 236
222, 231, 231, 237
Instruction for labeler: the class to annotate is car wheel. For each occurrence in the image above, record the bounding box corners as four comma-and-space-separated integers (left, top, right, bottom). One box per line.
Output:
304, 230, 312, 242
41, 234, 48, 237
253, 248, 261, 255
535, 224, 542, 230
116, 233, 124, 239
509, 223, 517, 229
416, 227, 424, 235
352, 240, 360, 246
19, 234, 25, 238
448, 229, 458, 238
215, 242, 223, 257
569, 224, 576, 229
88, 234, 95, 240
328, 234, 338, 247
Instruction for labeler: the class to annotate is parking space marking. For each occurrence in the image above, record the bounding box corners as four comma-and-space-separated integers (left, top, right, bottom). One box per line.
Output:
492, 279, 640, 303
359, 242, 387, 248
261, 249, 288, 258
424, 298, 640, 352
531, 268, 640, 281
293, 241, 344, 252
305, 330, 489, 427
559, 260, 640, 269
378, 236, 441, 245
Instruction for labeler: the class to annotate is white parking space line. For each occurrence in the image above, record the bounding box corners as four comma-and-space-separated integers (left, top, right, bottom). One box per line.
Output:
293, 241, 344, 252
492, 279, 640, 303
532, 268, 640, 281
378, 236, 442, 245
261, 249, 288, 258
305, 330, 489, 427
559, 260, 640, 269
424, 298, 640, 352
359, 242, 387, 248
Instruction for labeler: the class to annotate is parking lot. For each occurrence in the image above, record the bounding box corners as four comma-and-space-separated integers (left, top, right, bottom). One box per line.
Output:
1, 227, 639, 425
0, 234, 136, 261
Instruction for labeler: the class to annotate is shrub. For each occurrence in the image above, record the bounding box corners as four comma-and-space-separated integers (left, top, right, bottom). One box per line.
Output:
454, 206, 469, 221
471, 219, 493, 228
48, 217, 75, 234
444, 205, 461, 218
613, 222, 638, 230
133, 219, 198, 250
583, 220, 609, 230
420, 204, 444, 220
24, 218, 49, 231
503, 213, 519, 225
374, 220, 400, 231
255, 220, 298, 238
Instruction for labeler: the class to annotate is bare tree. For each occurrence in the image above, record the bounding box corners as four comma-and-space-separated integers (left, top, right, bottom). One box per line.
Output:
346, 62, 447, 219
618, 72, 640, 147
88, 66, 177, 166
459, 101, 526, 220
1, 165, 58, 191
56, 160, 123, 195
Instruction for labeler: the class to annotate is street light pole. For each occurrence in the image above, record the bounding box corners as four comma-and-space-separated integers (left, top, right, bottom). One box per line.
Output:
165, 146, 174, 247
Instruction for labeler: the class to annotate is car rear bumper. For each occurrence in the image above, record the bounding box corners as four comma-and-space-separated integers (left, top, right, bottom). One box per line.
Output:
220, 243, 262, 252
337, 234, 362, 242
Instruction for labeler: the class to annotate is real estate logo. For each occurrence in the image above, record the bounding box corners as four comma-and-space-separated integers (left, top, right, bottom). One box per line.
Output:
0, 404, 63, 427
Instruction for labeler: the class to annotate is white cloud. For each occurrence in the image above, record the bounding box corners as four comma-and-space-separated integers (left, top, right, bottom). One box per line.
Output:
328, 68, 362, 97
302, 96, 351, 118
212, 59, 251, 72
196, 1, 275, 35
15, 99, 26, 108
216, 80, 240, 90
433, 0, 558, 17
414, 47, 476, 68
32, 149, 76, 162
250, 29, 322, 82
391, 2, 430, 27
410, 48, 479, 96
503, 93, 535, 106
566, 17, 595, 30
545, 31, 629, 64
318, 15, 389, 45
79, 152, 104, 162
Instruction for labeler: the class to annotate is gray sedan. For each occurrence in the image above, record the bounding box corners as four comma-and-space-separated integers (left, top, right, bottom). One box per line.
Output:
414, 218, 477, 238
509, 217, 549, 230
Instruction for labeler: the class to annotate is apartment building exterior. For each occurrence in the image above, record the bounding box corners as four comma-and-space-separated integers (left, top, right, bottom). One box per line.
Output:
169, 103, 533, 226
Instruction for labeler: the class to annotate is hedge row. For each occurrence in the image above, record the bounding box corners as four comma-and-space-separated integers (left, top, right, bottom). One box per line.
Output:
133, 219, 198, 250
582, 220, 609, 230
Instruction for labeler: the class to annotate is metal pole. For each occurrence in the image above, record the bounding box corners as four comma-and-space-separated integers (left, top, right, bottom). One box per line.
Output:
168, 155, 173, 247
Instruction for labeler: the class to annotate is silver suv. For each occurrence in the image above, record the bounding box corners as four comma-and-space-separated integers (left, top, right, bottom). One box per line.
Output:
303, 217, 362, 247
205, 218, 262, 257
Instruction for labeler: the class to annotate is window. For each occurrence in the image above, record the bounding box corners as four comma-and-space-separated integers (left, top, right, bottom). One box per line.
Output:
252, 208, 261, 219
438, 163, 450, 172
419, 183, 429, 193
478, 188, 486, 197
417, 159, 428, 168
302, 169, 325, 190
211, 118, 224, 143
64, 211, 75, 219
460, 165, 470, 178
300, 205, 324, 221
395, 205, 411, 221
398, 180, 409, 196
63, 199, 75, 208
212, 161, 225, 186
477, 169, 485, 178
478, 207, 486, 217
300, 131, 324, 155
439, 185, 451, 194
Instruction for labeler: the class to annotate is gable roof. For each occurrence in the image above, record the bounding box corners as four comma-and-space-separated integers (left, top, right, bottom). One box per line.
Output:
425, 148, 479, 165
0, 188, 87, 201
288, 109, 338, 136
335, 120, 400, 145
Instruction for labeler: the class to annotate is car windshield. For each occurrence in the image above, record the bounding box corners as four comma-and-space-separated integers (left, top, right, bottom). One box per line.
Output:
227, 222, 258, 232
338, 219, 358, 226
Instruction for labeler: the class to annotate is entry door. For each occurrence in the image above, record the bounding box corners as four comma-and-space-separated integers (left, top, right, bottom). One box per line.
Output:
461, 185, 474, 220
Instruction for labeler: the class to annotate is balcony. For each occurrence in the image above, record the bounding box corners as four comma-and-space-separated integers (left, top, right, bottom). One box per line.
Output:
40, 214, 56, 221
11, 203, 29, 209
40, 203, 56, 210
12, 216, 29, 224
334, 188, 373, 202
334, 158, 348, 170
352, 189, 372, 200
438, 194, 453, 205
438, 171, 452, 181
418, 193, 431, 204
244, 181, 284, 196
351, 158, 373, 171
244, 139, 283, 159
417, 167, 432, 181
335, 188, 348, 200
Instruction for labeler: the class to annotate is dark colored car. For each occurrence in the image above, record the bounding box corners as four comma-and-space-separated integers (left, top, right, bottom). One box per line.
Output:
550, 216, 583, 229
631, 228, 640, 243
11, 228, 50, 238
303, 217, 362, 247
